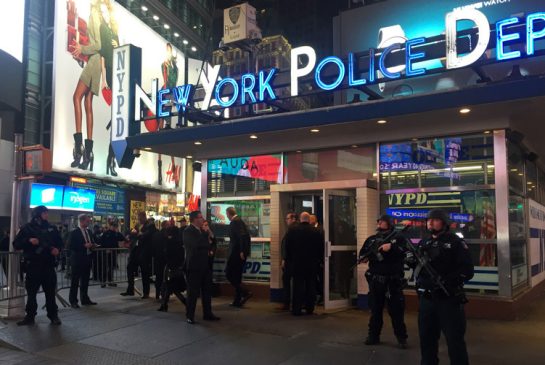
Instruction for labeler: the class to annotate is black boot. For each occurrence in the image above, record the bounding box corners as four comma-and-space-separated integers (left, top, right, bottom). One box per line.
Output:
17, 317, 35, 326
106, 144, 118, 176
71, 133, 84, 168
158, 160, 163, 185
80, 139, 94, 171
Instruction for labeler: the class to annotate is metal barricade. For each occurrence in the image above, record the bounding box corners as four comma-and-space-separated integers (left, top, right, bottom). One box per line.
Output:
0, 251, 25, 301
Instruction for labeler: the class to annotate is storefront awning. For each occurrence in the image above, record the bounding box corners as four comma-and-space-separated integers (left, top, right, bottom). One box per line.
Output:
127, 74, 545, 162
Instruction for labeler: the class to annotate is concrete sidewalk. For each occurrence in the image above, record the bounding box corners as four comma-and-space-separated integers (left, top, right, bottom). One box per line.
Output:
0, 285, 544, 364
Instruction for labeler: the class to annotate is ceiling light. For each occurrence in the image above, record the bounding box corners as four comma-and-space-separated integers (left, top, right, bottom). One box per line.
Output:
143, 147, 151, 151
194, 141, 202, 145
250, 135, 258, 139
186, 155, 193, 159
174, 32, 179, 37
296, 150, 302, 153
518, 173, 523, 176
183, 39, 188, 45
377, 120, 387, 124
459, 108, 471, 114
351, 145, 358, 148
310, 129, 320, 133
411, 138, 418, 141
510, 168, 518, 172
164, 24, 170, 29
191, 46, 197, 52
141, 6, 148, 12
153, 15, 159, 21
527, 182, 533, 185
484, 130, 491, 134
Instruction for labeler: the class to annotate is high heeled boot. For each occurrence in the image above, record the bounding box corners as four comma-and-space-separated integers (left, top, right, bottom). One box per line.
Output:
158, 159, 163, 185
80, 139, 94, 171
71, 133, 84, 168
106, 144, 118, 176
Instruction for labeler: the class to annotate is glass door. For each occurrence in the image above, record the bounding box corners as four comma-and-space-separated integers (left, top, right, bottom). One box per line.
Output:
323, 189, 358, 310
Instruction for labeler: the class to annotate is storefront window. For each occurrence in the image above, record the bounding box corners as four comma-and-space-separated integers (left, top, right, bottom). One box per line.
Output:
207, 155, 283, 197
526, 161, 538, 201
509, 194, 528, 291
380, 133, 494, 190
207, 199, 270, 283
285, 145, 375, 184
507, 140, 525, 194
381, 189, 499, 294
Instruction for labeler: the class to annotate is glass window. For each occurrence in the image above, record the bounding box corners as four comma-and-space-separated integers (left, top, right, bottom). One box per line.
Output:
539, 169, 545, 205
207, 155, 283, 197
509, 194, 528, 290
526, 161, 538, 201
285, 145, 375, 184
207, 199, 270, 283
507, 140, 525, 194
380, 133, 494, 190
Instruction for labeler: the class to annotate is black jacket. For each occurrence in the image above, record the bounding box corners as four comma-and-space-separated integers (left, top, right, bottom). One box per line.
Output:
359, 229, 408, 276
13, 218, 62, 267
228, 216, 251, 260
69, 227, 95, 261
415, 230, 474, 292
137, 222, 157, 263
165, 226, 184, 269
284, 222, 323, 276
183, 225, 211, 272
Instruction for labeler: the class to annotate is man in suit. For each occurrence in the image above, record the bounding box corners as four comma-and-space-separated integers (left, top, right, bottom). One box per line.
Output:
121, 213, 156, 299
225, 207, 252, 307
285, 212, 324, 316
69, 214, 98, 308
183, 211, 220, 324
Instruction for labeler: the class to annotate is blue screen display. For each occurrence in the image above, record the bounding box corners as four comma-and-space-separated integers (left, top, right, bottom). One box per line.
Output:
29, 183, 64, 209
62, 187, 96, 212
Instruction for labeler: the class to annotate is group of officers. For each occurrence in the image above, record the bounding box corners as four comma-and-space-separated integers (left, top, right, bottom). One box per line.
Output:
280, 209, 473, 365
12, 203, 473, 364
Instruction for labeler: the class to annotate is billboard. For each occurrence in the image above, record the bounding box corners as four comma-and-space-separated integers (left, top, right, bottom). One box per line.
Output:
208, 155, 283, 183
52, 0, 196, 188
0, 0, 25, 62
335, 0, 545, 100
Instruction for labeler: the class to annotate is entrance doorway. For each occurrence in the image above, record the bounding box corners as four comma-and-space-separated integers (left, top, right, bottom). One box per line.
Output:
271, 180, 377, 311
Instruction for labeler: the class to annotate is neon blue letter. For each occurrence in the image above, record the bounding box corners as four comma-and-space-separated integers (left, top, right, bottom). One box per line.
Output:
315, 56, 345, 91
215, 78, 239, 108
496, 17, 520, 60
527, 12, 545, 56
157, 88, 170, 118
369, 48, 375, 83
259, 68, 277, 101
348, 53, 366, 86
241, 74, 257, 104
379, 43, 401, 79
172, 84, 193, 113
405, 37, 426, 77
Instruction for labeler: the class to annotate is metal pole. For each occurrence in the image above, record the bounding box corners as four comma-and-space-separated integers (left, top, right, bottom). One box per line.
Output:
2, 133, 25, 318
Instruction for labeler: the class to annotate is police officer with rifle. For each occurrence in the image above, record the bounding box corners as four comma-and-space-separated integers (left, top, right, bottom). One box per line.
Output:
13, 206, 63, 326
358, 214, 409, 348
406, 209, 474, 365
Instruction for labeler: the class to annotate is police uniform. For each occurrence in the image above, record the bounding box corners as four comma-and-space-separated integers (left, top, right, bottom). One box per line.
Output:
412, 209, 474, 365
13, 206, 62, 325
359, 215, 408, 347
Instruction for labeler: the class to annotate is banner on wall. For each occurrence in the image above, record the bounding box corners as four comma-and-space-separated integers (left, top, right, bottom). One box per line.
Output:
52, 0, 195, 188
529, 199, 545, 287
129, 200, 145, 230
208, 155, 283, 183
73, 182, 125, 216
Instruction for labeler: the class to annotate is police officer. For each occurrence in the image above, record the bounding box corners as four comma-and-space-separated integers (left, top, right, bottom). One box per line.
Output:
13, 206, 62, 326
410, 209, 474, 365
359, 214, 408, 348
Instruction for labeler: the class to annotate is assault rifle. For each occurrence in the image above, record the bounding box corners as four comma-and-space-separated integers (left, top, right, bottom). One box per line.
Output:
353, 225, 410, 270
405, 239, 450, 297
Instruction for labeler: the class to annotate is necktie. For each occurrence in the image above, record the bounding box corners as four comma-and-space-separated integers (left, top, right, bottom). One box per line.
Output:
83, 229, 92, 254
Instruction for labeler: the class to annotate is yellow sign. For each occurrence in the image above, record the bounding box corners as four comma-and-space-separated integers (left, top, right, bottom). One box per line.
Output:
129, 200, 146, 230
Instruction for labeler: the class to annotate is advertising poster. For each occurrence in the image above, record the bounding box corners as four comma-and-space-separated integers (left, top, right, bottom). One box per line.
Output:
52, 0, 196, 188
529, 199, 545, 287
208, 155, 284, 183
129, 200, 145, 230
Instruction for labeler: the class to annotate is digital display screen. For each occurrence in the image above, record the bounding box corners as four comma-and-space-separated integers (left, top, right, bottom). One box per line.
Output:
29, 183, 64, 209
62, 187, 96, 212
